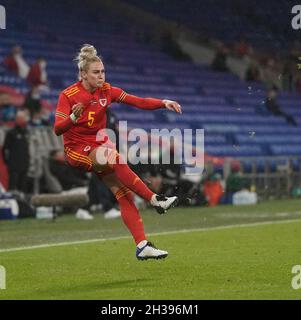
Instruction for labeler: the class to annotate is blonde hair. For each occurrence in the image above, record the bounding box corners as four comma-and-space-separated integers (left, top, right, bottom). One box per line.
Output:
75, 44, 102, 80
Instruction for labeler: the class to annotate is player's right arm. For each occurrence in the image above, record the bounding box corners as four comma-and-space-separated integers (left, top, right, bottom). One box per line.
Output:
54, 93, 84, 136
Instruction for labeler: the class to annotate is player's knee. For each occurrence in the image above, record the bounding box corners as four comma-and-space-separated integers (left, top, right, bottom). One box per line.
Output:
90, 147, 121, 173
93, 147, 116, 166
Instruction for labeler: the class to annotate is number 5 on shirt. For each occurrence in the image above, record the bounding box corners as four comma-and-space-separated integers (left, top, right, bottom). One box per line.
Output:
88, 111, 95, 126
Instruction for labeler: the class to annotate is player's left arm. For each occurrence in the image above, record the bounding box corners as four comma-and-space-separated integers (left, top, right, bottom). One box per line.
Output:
111, 86, 182, 113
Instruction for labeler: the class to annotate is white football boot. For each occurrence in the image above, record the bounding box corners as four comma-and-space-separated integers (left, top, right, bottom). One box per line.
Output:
136, 241, 168, 260
150, 194, 179, 214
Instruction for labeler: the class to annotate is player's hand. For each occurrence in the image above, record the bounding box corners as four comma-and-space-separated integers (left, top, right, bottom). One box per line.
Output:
162, 99, 182, 114
71, 103, 84, 118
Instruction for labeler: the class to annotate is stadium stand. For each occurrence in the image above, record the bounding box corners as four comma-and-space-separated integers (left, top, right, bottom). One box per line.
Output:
123, 0, 297, 54
0, 0, 300, 200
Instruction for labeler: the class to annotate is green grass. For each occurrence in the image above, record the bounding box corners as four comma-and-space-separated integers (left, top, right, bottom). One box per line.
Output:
1, 199, 301, 299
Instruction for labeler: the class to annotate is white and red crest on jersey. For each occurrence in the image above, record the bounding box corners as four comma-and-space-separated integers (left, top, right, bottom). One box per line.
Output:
99, 98, 107, 107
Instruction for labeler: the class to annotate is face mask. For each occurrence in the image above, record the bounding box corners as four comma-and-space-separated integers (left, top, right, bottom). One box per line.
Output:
31, 93, 40, 99
16, 119, 27, 128
40, 61, 46, 68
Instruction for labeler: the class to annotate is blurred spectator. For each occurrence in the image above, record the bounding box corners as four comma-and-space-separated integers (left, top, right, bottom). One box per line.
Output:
23, 86, 43, 123
48, 150, 88, 190
27, 57, 49, 89
2, 110, 30, 192
203, 173, 223, 206
160, 31, 191, 61
160, 142, 194, 205
226, 166, 247, 193
211, 45, 229, 72
160, 142, 181, 196
23, 88, 52, 127
295, 75, 301, 94
245, 62, 261, 82
223, 164, 249, 204
233, 37, 253, 58
3, 45, 30, 79
30, 110, 51, 127
264, 88, 297, 126
261, 58, 281, 90
281, 61, 294, 92
137, 159, 163, 195
145, 165, 163, 195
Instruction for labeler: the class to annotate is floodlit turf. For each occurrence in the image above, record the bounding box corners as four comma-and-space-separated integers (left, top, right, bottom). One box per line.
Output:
1, 199, 301, 299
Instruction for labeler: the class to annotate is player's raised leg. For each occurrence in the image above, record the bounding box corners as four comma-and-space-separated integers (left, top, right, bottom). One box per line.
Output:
88, 146, 179, 214
101, 172, 168, 260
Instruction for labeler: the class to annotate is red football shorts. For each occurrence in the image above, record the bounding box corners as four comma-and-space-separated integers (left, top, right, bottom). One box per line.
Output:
64, 139, 116, 177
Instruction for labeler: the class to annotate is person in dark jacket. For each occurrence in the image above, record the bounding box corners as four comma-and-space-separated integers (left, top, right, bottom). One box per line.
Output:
264, 88, 297, 126
211, 45, 229, 72
48, 149, 87, 190
2, 110, 30, 192
22, 86, 42, 121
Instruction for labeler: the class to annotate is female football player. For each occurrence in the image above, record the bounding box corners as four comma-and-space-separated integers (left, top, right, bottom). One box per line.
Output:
54, 44, 182, 260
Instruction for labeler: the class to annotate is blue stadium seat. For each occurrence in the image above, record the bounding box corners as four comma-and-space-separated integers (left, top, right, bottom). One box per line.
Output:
270, 145, 301, 156
205, 144, 263, 157
234, 134, 301, 144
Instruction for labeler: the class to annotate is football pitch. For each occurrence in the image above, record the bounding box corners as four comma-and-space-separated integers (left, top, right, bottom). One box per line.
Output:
1, 199, 301, 300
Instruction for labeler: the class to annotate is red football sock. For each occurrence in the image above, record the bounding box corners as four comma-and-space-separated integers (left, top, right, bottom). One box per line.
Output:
115, 187, 146, 245
112, 155, 154, 201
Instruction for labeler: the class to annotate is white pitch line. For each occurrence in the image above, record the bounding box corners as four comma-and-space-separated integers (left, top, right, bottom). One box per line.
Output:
1, 218, 301, 253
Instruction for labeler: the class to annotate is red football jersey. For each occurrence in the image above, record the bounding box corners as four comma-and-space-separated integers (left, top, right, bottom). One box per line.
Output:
55, 81, 164, 146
